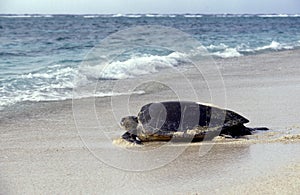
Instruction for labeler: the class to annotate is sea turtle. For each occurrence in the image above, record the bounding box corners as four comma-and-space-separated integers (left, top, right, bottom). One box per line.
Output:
120, 101, 268, 144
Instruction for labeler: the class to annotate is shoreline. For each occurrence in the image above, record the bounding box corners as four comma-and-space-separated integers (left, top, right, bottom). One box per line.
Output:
1, 48, 300, 114
1, 48, 300, 113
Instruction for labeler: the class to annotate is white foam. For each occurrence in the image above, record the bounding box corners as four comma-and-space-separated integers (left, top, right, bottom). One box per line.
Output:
0, 65, 77, 109
112, 14, 124, 17
255, 41, 294, 51
184, 14, 203, 18
81, 90, 145, 99
206, 41, 298, 58
83, 15, 100, 18
206, 43, 243, 58
111, 14, 144, 18
0, 61, 151, 110
126, 14, 142, 18
34, 14, 53, 18
212, 48, 243, 58
19, 66, 75, 79
207, 43, 229, 50
80, 52, 188, 80
257, 14, 299, 18
145, 14, 164, 17
0, 14, 53, 18
215, 14, 237, 18
0, 15, 32, 18
0, 85, 145, 110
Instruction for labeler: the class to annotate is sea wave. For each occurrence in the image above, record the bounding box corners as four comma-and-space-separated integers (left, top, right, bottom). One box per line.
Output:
206, 43, 243, 58
145, 14, 165, 17
126, 14, 143, 18
0, 51, 191, 109
255, 41, 294, 51
112, 14, 125, 17
2, 13, 300, 111
19, 67, 74, 79
0, 63, 146, 110
205, 40, 299, 58
79, 52, 189, 80
0, 88, 144, 110
212, 48, 243, 58
257, 14, 300, 18
83, 15, 101, 18
72, 13, 300, 18
79, 41, 299, 80
184, 14, 203, 18
0, 64, 75, 109
0, 14, 53, 18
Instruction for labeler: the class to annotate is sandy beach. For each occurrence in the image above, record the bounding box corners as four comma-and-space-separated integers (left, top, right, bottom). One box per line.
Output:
1, 50, 300, 194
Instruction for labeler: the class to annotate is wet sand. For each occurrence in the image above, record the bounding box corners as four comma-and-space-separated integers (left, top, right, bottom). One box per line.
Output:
1, 50, 300, 194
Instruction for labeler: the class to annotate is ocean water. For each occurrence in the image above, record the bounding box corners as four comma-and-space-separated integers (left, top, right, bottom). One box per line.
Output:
1, 14, 300, 110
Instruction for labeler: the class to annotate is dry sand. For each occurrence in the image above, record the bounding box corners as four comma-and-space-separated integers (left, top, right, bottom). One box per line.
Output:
1, 50, 300, 194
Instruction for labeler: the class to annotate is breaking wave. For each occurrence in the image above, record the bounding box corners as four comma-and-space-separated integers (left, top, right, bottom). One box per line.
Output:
0, 63, 146, 110
257, 14, 300, 18
0, 64, 75, 109
0, 14, 53, 18
79, 52, 189, 80
255, 41, 295, 51
207, 40, 299, 58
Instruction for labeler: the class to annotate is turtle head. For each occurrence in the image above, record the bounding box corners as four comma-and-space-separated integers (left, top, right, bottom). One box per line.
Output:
120, 116, 138, 131
120, 116, 142, 145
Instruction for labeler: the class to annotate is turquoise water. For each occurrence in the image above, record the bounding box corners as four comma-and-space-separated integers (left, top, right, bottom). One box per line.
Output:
1, 14, 300, 109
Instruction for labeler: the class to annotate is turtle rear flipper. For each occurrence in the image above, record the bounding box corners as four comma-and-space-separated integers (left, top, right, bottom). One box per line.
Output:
221, 124, 252, 137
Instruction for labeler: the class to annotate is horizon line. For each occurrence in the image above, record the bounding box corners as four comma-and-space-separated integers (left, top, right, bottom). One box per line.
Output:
1, 12, 299, 15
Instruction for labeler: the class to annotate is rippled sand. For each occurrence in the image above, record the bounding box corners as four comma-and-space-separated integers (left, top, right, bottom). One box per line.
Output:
1, 50, 300, 194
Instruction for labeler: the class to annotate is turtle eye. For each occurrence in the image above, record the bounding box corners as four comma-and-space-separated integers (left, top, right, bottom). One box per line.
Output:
120, 118, 126, 126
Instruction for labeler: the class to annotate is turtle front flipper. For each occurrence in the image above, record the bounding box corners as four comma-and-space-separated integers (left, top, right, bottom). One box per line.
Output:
121, 132, 143, 145
131, 134, 142, 145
